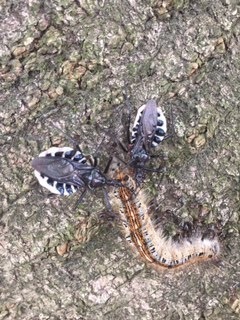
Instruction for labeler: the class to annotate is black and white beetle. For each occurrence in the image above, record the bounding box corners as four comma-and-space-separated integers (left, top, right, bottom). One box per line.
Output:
32, 146, 122, 198
128, 99, 167, 182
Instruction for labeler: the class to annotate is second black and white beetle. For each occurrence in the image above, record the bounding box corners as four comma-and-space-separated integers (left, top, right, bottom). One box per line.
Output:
32, 146, 122, 197
129, 99, 167, 169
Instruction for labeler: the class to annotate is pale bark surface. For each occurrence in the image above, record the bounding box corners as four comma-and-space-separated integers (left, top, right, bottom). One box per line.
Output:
0, 1, 239, 319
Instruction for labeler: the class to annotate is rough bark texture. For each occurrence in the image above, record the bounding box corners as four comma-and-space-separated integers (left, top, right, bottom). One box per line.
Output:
0, 0, 239, 319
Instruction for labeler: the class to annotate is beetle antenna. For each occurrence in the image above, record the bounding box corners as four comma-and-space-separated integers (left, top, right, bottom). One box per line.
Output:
47, 120, 82, 152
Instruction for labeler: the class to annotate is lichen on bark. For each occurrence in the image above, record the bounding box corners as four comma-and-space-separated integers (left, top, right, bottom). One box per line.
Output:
0, 0, 239, 319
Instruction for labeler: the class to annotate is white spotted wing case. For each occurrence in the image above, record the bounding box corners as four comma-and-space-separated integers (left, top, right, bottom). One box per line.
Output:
32, 147, 86, 196
131, 100, 167, 148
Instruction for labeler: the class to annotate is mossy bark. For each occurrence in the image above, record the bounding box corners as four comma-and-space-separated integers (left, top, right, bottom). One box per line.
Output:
0, 1, 239, 319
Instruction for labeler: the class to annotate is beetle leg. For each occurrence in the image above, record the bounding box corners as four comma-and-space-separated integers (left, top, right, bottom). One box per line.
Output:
103, 156, 113, 174
123, 86, 132, 145
74, 188, 88, 208
102, 188, 114, 213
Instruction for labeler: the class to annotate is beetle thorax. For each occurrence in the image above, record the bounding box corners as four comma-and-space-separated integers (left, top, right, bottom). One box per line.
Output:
87, 169, 107, 189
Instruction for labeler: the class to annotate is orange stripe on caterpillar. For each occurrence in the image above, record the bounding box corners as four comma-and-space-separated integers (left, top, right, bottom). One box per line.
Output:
111, 170, 220, 269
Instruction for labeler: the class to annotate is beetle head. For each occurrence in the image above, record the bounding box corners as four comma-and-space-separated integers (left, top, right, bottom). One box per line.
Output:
130, 146, 150, 168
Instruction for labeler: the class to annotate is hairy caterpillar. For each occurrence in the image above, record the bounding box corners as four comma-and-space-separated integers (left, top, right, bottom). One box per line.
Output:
111, 169, 220, 269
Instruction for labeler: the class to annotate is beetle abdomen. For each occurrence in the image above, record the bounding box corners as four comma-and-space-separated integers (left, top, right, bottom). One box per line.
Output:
131, 101, 167, 147
32, 147, 86, 195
